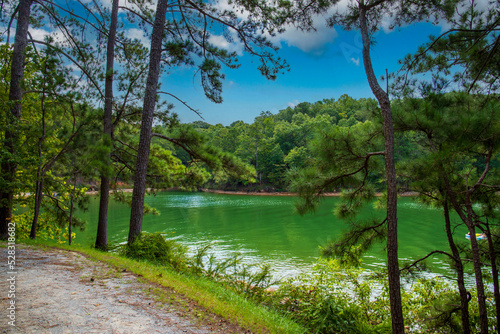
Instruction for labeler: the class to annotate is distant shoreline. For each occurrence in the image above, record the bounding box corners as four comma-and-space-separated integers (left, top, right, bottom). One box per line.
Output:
19, 188, 418, 198
201, 189, 334, 196
200, 189, 418, 197
85, 188, 135, 196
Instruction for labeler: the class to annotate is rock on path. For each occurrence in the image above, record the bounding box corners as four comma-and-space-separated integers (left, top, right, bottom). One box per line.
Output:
0, 246, 243, 334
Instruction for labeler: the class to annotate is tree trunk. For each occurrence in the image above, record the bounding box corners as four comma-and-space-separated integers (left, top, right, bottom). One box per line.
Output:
465, 200, 489, 333
468, 232, 488, 331
30, 178, 44, 239
95, 0, 119, 251
96, 175, 110, 249
68, 175, 77, 246
0, 0, 33, 239
358, 5, 404, 333
443, 200, 470, 333
128, 0, 168, 245
485, 222, 500, 331
443, 175, 489, 334
30, 64, 47, 239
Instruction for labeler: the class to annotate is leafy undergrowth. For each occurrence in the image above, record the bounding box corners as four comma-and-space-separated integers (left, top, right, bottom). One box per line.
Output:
13, 234, 494, 334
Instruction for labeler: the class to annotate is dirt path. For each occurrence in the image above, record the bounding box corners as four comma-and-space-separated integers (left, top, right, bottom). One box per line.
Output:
0, 246, 247, 334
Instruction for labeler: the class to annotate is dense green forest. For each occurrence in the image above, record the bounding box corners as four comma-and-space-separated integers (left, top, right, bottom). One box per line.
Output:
185, 95, 380, 191
1, 0, 500, 332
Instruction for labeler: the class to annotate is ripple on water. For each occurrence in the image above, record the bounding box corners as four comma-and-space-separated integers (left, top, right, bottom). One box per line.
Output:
77, 193, 471, 281
156, 193, 292, 209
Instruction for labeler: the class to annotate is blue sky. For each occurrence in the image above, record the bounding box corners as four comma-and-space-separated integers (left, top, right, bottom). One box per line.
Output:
166, 22, 444, 126
5, 0, 446, 127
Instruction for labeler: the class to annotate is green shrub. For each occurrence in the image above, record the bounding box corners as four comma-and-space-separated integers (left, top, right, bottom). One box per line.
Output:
122, 232, 188, 270
190, 242, 275, 300
271, 282, 371, 333
267, 259, 392, 334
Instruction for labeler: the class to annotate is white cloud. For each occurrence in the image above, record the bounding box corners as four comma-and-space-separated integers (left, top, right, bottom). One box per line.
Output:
214, 0, 250, 20
208, 34, 244, 56
28, 28, 67, 45
66, 63, 82, 73
98, 0, 112, 9
427, 0, 492, 34
99, 0, 158, 11
125, 28, 150, 48
288, 100, 299, 108
215, 0, 338, 55
380, 15, 394, 33
378, 0, 493, 34
270, 5, 344, 55
271, 21, 338, 55
28, 28, 51, 41
350, 57, 360, 66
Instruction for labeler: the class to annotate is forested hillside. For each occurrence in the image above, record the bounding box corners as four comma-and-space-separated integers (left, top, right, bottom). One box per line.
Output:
177, 94, 397, 191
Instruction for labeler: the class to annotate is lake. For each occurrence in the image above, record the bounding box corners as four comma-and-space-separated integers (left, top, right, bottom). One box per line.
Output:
77, 191, 466, 278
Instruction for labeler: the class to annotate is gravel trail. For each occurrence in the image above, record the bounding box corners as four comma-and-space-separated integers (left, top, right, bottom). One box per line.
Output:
0, 246, 246, 334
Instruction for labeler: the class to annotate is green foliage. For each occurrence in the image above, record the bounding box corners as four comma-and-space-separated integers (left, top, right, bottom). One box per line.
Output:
190, 242, 241, 277
122, 235, 277, 306
291, 120, 383, 215
13, 208, 75, 243
192, 91, 500, 332
261, 257, 498, 333
121, 232, 188, 271
269, 259, 391, 333
189, 241, 275, 300
196, 95, 378, 191
284, 146, 309, 169
393, 92, 500, 220
392, 91, 500, 332
112, 190, 159, 215
154, 124, 257, 188
333, 186, 377, 219
402, 277, 464, 333
0, 44, 101, 240
398, 1, 500, 94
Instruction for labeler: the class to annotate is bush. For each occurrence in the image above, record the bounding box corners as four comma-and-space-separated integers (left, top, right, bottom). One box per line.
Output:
122, 232, 188, 270
271, 282, 371, 334
267, 259, 392, 334
190, 242, 275, 300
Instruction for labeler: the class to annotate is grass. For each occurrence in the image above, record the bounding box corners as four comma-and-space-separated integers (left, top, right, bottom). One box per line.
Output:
6, 239, 306, 334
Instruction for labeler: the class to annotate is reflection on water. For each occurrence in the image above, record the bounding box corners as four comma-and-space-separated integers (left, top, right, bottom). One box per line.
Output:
77, 192, 468, 279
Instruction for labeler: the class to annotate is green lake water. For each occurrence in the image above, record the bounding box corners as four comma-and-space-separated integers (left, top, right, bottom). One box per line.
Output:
76, 192, 467, 277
